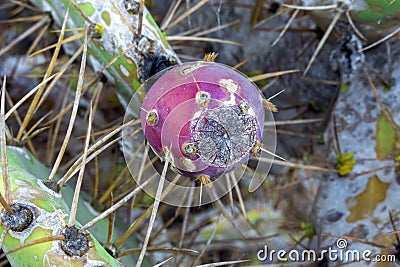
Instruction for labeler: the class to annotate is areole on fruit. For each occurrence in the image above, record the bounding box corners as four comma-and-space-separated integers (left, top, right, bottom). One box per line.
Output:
122, 61, 277, 206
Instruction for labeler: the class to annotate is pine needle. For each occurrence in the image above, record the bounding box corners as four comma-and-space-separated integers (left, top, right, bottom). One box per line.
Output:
359, 26, 400, 52
0, 74, 13, 213
29, 32, 86, 57
111, 1, 137, 35
265, 118, 323, 127
0, 227, 9, 251
58, 120, 139, 187
282, 4, 337, 10
345, 11, 367, 41
4, 74, 57, 121
249, 69, 299, 81
168, 0, 209, 29
80, 178, 152, 232
167, 35, 241, 46
0, 15, 44, 24
17, 8, 68, 139
68, 104, 93, 226
193, 215, 222, 266
303, 11, 341, 75
47, 26, 89, 182
135, 159, 169, 267
161, 0, 184, 30
271, 9, 299, 47
0, 16, 49, 58
230, 172, 247, 218
26, 23, 50, 56
258, 157, 337, 172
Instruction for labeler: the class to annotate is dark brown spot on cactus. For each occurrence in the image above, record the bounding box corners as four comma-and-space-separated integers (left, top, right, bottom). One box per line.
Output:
1, 203, 34, 232
60, 226, 90, 257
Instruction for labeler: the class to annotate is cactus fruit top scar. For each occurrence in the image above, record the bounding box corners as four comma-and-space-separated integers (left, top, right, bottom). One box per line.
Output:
141, 62, 265, 181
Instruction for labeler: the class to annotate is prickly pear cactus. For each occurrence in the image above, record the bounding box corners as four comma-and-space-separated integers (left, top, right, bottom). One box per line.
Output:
122, 61, 277, 206
140, 61, 265, 180
0, 147, 123, 267
30, 0, 178, 105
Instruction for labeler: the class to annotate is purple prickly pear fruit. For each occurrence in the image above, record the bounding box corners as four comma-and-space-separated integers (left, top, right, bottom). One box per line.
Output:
141, 61, 265, 181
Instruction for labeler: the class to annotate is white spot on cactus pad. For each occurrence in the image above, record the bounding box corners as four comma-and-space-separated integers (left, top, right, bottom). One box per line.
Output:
38, 180, 62, 198
8, 146, 32, 160
223, 90, 237, 106
219, 78, 239, 93
120, 65, 130, 77
6, 200, 66, 245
